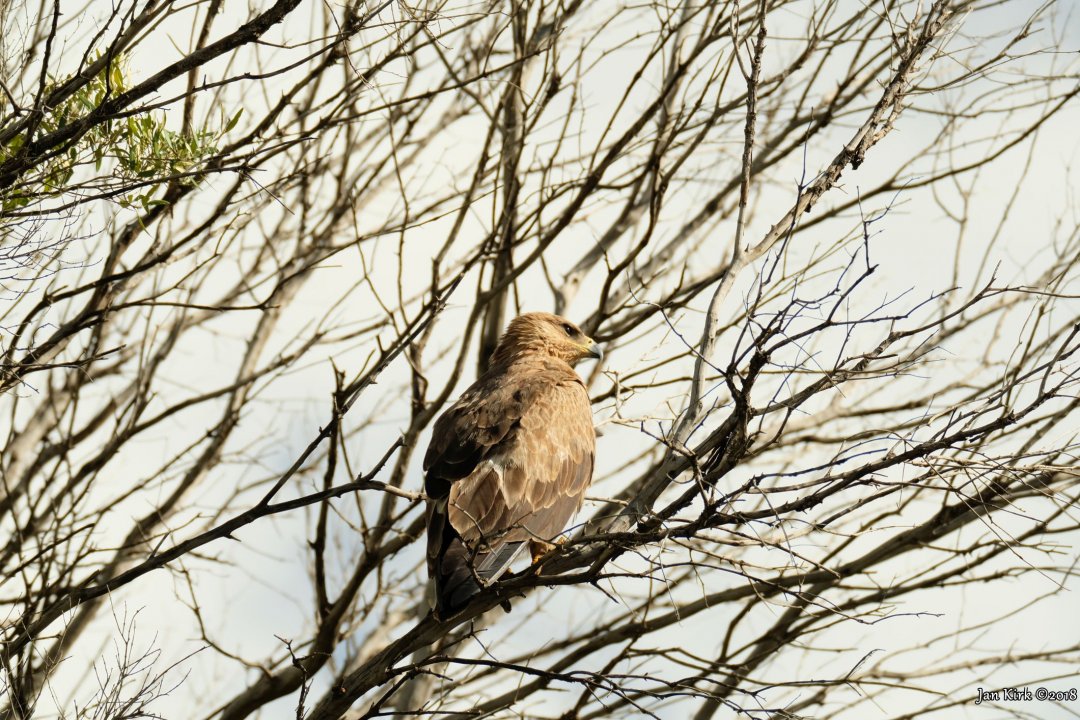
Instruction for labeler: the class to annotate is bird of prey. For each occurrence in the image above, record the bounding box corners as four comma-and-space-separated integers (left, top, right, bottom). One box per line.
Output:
423, 312, 602, 618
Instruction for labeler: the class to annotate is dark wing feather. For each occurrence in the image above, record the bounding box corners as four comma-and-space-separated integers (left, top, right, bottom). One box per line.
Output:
423, 371, 543, 484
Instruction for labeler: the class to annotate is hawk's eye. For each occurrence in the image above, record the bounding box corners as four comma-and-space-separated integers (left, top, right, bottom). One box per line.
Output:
562, 323, 575, 336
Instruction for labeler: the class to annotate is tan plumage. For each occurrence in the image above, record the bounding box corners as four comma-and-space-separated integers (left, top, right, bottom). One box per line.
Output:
424, 312, 601, 618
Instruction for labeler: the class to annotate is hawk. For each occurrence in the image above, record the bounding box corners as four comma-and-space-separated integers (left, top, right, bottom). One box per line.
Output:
424, 312, 602, 618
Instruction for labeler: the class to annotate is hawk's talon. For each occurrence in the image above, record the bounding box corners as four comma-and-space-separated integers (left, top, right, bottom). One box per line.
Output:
529, 537, 567, 573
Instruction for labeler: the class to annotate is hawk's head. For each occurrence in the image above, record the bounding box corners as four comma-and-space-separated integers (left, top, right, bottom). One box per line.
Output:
494, 312, 603, 366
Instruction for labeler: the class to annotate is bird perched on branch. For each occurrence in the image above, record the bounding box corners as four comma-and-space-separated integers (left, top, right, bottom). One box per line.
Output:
424, 312, 602, 619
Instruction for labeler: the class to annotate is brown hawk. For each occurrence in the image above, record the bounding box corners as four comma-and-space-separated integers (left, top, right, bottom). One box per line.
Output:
424, 312, 601, 617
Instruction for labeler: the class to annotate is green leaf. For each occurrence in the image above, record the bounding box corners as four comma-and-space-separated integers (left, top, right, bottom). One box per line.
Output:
225, 109, 243, 133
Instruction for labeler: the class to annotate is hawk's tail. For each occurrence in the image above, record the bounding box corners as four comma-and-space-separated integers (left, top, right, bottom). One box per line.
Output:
428, 498, 482, 617
433, 537, 483, 617
433, 539, 525, 617
427, 499, 525, 618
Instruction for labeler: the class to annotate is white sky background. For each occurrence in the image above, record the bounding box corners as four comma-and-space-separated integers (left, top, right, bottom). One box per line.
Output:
6, 0, 1079, 717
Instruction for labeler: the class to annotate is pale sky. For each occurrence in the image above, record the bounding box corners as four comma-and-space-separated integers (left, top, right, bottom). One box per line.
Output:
19, 0, 1080, 718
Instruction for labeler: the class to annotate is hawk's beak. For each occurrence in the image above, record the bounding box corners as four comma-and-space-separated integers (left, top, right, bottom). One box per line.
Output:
584, 339, 603, 362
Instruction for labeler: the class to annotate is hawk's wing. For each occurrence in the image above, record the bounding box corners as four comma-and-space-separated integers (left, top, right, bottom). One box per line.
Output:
423, 360, 595, 615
